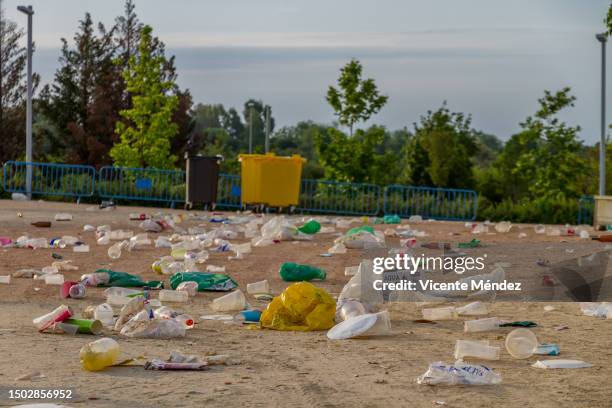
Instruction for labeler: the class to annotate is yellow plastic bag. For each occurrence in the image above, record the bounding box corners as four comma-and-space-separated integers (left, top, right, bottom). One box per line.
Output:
260, 282, 336, 331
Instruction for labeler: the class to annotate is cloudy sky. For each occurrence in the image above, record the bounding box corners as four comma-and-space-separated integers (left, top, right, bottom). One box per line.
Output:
3, 0, 611, 143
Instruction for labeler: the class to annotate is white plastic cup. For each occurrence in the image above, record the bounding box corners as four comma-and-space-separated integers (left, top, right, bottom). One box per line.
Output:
505, 328, 538, 359
44, 274, 65, 285
73, 244, 90, 253
159, 289, 189, 303
456, 301, 488, 316
211, 290, 246, 312
455, 339, 500, 360
464, 317, 500, 333
0, 275, 10, 284
246, 280, 270, 295
94, 303, 115, 327
422, 306, 457, 321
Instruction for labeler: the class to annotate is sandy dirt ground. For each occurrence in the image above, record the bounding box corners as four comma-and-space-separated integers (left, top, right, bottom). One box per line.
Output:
0, 199, 611, 408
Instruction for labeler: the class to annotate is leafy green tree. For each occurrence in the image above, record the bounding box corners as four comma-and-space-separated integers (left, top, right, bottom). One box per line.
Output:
110, 26, 178, 168
326, 59, 388, 136
243, 99, 274, 152
513, 88, 586, 199
406, 103, 477, 188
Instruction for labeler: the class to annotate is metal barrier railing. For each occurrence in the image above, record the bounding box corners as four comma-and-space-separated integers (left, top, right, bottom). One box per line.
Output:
1, 161, 481, 220
297, 179, 381, 215
216, 173, 242, 209
98, 166, 185, 204
2, 161, 96, 198
383, 184, 478, 221
577, 195, 594, 225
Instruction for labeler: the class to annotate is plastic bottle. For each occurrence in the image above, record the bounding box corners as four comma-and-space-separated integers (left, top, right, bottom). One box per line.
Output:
298, 220, 321, 234
80, 338, 120, 371
55, 213, 73, 221
69, 283, 86, 299
31, 221, 51, 228
211, 290, 246, 312
175, 314, 195, 329
45, 274, 65, 285
108, 240, 128, 259
279, 262, 326, 282
50, 238, 66, 249
94, 304, 115, 327
455, 340, 500, 360
417, 361, 502, 385
159, 289, 189, 303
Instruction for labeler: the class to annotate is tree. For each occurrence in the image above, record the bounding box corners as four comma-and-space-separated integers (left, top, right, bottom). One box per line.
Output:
406, 103, 477, 189
513, 88, 586, 199
326, 59, 388, 136
242, 99, 275, 152
38, 13, 119, 164
0, 1, 39, 162
110, 25, 178, 169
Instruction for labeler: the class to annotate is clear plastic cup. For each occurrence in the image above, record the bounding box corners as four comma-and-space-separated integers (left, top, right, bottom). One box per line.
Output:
0, 275, 10, 284
505, 328, 538, 359
73, 244, 90, 253
464, 317, 500, 333
246, 280, 270, 295
455, 339, 500, 360
456, 301, 488, 316
158, 289, 189, 303
211, 290, 246, 312
364, 311, 392, 336
339, 300, 367, 321
176, 281, 199, 297
94, 303, 114, 327
422, 306, 457, 321
106, 294, 131, 306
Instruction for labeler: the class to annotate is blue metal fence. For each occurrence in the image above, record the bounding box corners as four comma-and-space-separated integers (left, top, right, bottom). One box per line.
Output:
216, 173, 242, 209
577, 195, 594, 225
2, 161, 96, 198
98, 166, 185, 204
383, 184, 478, 221
297, 179, 381, 215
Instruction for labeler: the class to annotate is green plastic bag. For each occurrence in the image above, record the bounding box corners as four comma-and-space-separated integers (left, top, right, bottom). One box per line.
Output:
458, 239, 481, 248
170, 272, 238, 292
279, 262, 326, 282
94, 269, 163, 288
346, 225, 374, 236
383, 214, 401, 224
298, 220, 321, 235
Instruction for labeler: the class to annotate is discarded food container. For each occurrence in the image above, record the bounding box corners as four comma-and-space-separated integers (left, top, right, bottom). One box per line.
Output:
455, 340, 500, 360
246, 280, 270, 295
211, 290, 246, 312
422, 306, 457, 321
0, 275, 10, 284
464, 317, 500, 333
80, 337, 120, 371
505, 328, 538, 359
239, 153, 305, 207
159, 289, 189, 303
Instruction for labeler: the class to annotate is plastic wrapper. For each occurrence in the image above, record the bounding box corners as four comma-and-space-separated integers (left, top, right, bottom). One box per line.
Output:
417, 361, 502, 385
120, 318, 186, 338
260, 282, 336, 331
170, 272, 237, 292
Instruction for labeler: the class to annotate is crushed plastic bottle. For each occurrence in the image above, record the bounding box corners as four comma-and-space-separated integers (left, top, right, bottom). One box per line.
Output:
108, 240, 129, 259
417, 361, 502, 385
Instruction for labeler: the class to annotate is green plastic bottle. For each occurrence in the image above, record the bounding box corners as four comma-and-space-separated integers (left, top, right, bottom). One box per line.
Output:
297, 220, 321, 235
383, 214, 401, 224
279, 262, 326, 282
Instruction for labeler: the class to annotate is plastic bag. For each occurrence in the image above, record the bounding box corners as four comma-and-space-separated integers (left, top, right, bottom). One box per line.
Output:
417, 361, 502, 385
120, 318, 186, 338
260, 282, 336, 331
170, 272, 237, 292
92, 269, 162, 288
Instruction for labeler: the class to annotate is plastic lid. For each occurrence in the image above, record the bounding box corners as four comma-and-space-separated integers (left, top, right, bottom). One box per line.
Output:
327, 313, 377, 340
